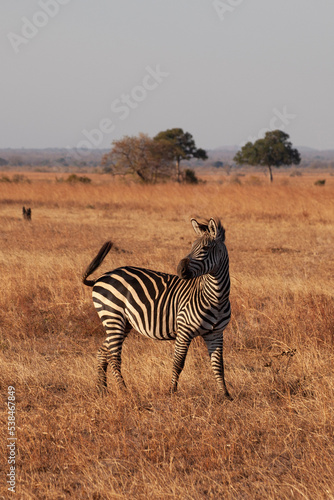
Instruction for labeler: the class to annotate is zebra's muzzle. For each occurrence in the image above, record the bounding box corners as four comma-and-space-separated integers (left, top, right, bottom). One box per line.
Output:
177, 258, 193, 279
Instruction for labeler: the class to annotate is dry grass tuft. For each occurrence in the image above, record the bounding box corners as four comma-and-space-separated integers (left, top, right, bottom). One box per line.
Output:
1, 171, 334, 498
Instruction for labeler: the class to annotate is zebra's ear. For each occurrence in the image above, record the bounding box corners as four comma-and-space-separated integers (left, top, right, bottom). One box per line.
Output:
191, 218, 208, 236
208, 218, 218, 238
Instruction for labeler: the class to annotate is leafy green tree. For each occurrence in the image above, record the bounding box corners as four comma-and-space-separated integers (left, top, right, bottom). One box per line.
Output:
234, 130, 301, 182
154, 128, 208, 182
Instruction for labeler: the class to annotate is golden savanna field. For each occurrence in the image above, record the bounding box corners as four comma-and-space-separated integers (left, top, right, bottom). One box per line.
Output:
1, 171, 334, 499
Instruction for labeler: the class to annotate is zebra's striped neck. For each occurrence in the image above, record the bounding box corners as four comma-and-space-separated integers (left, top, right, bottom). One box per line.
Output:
195, 264, 230, 308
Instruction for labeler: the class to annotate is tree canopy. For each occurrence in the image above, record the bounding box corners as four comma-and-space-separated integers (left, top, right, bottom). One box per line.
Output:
154, 128, 208, 182
101, 133, 174, 183
234, 130, 301, 182
102, 129, 206, 183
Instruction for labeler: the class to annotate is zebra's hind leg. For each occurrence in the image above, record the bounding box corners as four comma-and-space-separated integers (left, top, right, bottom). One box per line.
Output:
97, 345, 109, 395
96, 323, 131, 394
97, 339, 127, 394
170, 333, 192, 393
204, 334, 233, 401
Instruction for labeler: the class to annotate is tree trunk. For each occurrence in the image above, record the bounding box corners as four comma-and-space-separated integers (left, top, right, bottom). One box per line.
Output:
268, 165, 273, 182
176, 158, 181, 182
136, 169, 146, 182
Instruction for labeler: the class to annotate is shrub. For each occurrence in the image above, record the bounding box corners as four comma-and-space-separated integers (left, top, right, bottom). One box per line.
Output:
0, 175, 11, 183
0, 174, 30, 183
183, 168, 199, 184
229, 175, 242, 185
290, 170, 303, 177
66, 174, 91, 184
314, 179, 326, 186
246, 175, 262, 186
12, 174, 30, 183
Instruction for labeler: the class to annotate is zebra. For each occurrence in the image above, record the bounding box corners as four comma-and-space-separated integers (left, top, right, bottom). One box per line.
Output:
82, 217, 232, 400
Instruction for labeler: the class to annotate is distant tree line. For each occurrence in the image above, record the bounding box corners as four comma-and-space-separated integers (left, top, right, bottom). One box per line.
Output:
6, 130, 334, 180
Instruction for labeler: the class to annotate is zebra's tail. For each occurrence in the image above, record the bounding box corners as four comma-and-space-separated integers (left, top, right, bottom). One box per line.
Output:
82, 241, 113, 287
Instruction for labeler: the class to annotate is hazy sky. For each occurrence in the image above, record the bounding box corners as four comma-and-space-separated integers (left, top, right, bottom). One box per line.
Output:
1, 0, 334, 151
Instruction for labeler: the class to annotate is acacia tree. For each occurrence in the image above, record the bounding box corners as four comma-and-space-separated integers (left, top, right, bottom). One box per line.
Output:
234, 130, 301, 182
154, 128, 208, 182
101, 133, 174, 183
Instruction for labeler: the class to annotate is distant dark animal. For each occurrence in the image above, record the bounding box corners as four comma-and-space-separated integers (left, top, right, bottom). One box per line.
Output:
22, 207, 31, 220
83, 218, 232, 399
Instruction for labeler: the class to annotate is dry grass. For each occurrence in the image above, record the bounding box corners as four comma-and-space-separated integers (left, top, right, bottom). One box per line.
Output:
1, 171, 334, 499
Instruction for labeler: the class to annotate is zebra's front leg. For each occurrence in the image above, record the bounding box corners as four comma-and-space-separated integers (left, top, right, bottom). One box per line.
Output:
171, 333, 192, 393
204, 334, 233, 401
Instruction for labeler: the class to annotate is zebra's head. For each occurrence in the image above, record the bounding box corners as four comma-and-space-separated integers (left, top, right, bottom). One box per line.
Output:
177, 218, 226, 279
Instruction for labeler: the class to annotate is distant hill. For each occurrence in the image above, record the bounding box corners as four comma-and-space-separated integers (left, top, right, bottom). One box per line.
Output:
0, 146, 334, 170
0, 148, 109, 169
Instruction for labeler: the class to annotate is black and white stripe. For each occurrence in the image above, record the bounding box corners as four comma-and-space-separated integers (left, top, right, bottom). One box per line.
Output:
83, 217, 232, 399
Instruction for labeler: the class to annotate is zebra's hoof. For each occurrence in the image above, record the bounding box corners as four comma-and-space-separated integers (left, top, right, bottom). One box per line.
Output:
218, 391, 233, 402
